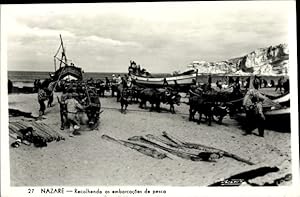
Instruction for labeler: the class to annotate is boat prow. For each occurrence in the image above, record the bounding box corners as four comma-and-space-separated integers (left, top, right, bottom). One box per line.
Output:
52, 65, 83, 81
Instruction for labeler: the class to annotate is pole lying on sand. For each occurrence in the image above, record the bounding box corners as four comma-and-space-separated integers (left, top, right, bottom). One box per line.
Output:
161, 131, 255, 165
101, 134, 167, 159
128, 135, 222, 162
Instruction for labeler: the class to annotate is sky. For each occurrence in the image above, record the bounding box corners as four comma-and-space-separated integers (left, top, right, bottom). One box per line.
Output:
3, 1, 295, 73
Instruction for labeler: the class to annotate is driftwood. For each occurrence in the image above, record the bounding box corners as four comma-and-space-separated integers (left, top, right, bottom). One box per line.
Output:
128, 136, 222, 162
161, 132, 184, 147
101, 134, 167, 159
145, 134, 180, 148
208, 166, 279, 186
125, 138, 178, 160
162, 131, 254, 165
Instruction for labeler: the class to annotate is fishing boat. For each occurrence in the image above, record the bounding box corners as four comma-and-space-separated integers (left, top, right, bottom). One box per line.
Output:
128, 61, 197, 88
50, 35, 83, 81
264, 92, 290, 119
265, 107, 290, 116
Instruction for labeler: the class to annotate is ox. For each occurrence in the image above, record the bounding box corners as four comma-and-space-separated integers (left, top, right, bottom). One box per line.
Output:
139, 88, 181, 113
188, 90, 229, 126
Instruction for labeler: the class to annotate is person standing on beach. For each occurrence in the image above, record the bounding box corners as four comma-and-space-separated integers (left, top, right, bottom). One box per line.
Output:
243, 79, 268, 137
275, 77, 283, 93
116, 74, 122, 85
57, 89, 69, 130
244, 77, 251, 90
283, 78, 289, 93
112, 74, 117, 83
47, 81, 56, 107
37, 85, 48, 120
270, 80, 275, 88
208, 75, 212, 90
65, 94, 84, 136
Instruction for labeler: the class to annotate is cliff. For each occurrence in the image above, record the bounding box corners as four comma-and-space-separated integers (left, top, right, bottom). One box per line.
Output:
191, 44, 289, 76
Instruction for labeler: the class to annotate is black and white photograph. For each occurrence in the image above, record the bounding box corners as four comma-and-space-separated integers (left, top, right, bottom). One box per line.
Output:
1, 1, 299, 197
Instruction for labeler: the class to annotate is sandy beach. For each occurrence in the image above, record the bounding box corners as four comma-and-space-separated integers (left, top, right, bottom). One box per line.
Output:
8, 91, 291, 186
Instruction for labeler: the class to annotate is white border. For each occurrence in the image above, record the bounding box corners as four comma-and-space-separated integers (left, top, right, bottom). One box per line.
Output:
1, 2, 299, 197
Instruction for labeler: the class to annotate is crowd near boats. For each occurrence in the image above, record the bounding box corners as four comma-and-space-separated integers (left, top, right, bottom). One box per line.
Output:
8, 35, 290, 146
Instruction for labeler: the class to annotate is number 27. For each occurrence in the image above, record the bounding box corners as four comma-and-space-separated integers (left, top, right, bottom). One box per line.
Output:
28, 188, 34, 193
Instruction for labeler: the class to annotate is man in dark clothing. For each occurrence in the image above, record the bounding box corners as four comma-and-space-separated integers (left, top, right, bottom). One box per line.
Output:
270, 80, 275, 87
275, 77, 283, 93
85, 90, 101, 129
283, 79, 289, 93
207, 75, 212, 90
216, 80, 222, 90
243, 79, 268, 137
37, 86, 48, 120
8, 79, 13, 93
228, 76, 234, 86
245, 77, 251, 90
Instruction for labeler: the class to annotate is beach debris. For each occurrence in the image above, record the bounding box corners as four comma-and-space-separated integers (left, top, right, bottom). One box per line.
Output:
9, 120, 65, 148
128, 135, 222, 162
161, 131, 255, 165
11, 138, 22, 148
208, 166, 280, 186
101, 134, 167, 159
102, 132, 254, 164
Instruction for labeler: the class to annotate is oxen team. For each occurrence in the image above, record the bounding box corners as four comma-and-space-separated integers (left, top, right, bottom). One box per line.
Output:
113, 81, 240, 126
36, 76, 244, 130
188, 84, 244, 126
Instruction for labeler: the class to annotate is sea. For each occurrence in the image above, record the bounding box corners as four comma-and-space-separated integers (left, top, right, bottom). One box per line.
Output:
8, 71, 170, 88
8, 70, 282, 88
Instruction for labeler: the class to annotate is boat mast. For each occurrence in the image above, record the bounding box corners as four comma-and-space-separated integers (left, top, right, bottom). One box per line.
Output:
53, 34, 68, 71
59, 34, 68, 68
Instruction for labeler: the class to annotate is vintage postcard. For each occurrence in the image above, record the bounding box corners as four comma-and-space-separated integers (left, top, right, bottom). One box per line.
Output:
1, 1, 299, 197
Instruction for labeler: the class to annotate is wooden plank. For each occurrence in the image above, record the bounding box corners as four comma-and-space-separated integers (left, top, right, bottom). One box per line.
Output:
162, 132, 254, 165
161, 131, 185, 147
34, 122, 58, 139
39, 122, 63, 139
101, 134, 167, 160
128, 136, 218, 162
145, 134, 180, 148
30, 121, 53, 141
9, 124, 24, 137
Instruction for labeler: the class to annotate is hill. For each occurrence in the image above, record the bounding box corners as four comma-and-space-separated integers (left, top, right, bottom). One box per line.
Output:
190, 44, 289, 76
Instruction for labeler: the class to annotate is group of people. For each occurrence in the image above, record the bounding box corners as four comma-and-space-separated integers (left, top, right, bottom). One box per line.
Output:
275, 77, 289, 94
128, 60, 151, 77
37, 79, 101, 137
35, 72, 288, 138
213, 75, 289, 94
111, 73, 134, 88
207, 75, 284, 137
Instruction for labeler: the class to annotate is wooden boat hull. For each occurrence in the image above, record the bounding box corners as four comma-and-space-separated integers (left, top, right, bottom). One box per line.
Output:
131, 73, 197, 87
52, 65, 83, 81
265, 107, 290, 116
